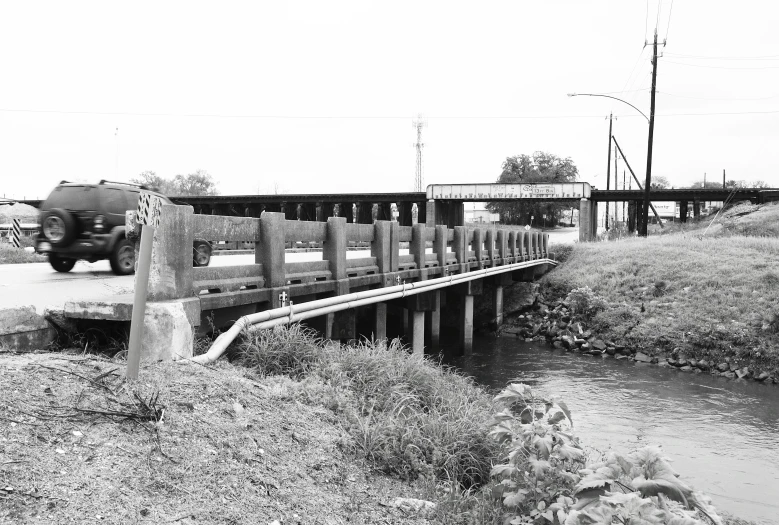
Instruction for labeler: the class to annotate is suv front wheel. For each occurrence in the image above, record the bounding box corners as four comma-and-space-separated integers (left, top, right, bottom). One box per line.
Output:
49, 253, 76, 273
109, 238, 135, 275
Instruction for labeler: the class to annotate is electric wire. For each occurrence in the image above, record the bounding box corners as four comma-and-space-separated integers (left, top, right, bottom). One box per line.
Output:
657, 91, 779, 101
655, 0, 662, 33
664, 0, 674, 41
665, 52, 779, 60
664, 60, 779, 70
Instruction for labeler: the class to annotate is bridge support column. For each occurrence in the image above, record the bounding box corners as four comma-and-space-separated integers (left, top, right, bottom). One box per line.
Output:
397, 202, 414, 226
693, 200, 701, 220
425, 290, 441, 350
460, 295, 474, 355
356, 202, 373, 224
492, 273, 512, 327
579, 198, 594, 242
374, 302, 387, 341
411, 310, 425, 356
680, 200, 689, 223
455, 280, 482, 355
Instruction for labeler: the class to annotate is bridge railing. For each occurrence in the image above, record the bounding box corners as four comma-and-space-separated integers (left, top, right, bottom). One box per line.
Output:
128, 205, 550, 312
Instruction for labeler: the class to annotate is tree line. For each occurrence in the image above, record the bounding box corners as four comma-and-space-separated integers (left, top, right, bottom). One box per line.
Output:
487, 152, 773, 226
131, 170, 219, 196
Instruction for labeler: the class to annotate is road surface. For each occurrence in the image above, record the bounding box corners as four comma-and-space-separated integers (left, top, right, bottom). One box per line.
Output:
0, 227, 579, 314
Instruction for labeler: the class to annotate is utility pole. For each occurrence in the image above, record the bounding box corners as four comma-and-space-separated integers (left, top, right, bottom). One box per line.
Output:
622, 170, 626, 225
412, 115, 426, 192
606, 113, 613, 230
703, 172, 707, 188
640, 29, 661, 236
614, 143, 619, 224
723, 169, 726, 188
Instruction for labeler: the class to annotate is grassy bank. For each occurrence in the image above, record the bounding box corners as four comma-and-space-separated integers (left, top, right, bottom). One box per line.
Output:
3, 326, 748, 524
543, 207, 779, 375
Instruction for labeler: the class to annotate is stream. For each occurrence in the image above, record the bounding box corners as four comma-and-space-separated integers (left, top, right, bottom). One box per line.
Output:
445, 336, 779, 524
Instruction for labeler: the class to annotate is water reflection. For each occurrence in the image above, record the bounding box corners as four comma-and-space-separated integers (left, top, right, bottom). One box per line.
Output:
444, 335, 779, 525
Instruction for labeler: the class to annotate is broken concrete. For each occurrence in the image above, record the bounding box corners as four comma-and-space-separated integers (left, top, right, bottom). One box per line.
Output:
0, 306, 55, 351
141, 302, 194, 361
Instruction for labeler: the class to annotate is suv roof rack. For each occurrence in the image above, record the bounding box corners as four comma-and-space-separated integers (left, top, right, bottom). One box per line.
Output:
98, 179, 150, 190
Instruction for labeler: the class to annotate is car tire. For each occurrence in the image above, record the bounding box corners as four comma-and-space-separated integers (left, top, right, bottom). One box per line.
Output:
41, 208, 77, 247
49, 253, 76, 273
193, 241, 212, 267
109, 238, 135, 275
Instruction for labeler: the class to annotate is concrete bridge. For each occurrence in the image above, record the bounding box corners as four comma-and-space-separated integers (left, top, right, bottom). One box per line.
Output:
61, 205, 555, 360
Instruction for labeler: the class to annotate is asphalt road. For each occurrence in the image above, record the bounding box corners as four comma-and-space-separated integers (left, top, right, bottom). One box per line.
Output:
0, 227, 579, 314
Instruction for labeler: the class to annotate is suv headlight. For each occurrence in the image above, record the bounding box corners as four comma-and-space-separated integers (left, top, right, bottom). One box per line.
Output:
93, 214, 106, 233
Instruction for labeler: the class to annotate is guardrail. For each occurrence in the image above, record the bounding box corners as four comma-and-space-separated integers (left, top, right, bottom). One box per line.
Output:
127, 205, 551, 312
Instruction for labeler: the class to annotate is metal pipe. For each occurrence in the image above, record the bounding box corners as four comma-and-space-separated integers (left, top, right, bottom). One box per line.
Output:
191, 258, 557, 364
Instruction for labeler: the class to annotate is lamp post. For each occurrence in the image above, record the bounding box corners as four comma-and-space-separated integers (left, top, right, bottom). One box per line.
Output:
568, 92, 653, 235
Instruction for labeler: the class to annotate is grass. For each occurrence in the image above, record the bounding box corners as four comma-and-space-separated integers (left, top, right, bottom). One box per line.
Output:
544, 224, 779, 374
0, 239, 46, 264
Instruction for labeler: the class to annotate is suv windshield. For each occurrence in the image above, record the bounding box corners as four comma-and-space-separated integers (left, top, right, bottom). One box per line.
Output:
43, 186, 99, 211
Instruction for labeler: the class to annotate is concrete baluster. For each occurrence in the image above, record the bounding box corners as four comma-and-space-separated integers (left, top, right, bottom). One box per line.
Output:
371, 220, 391, 339
508, 231, 517, 262
485, 229, 495, 267
434, 225, 447, 269
516, 231, 525, 261
453, 226, 467, 273
324, 216, 353, 340
259, 212, 287, 308
474, 228, 485, 269
145, 204, 194, 302
524, 231, 532, 260
543, 234, 549, 258
497, 230, 507, 265
411, 223, 426, 271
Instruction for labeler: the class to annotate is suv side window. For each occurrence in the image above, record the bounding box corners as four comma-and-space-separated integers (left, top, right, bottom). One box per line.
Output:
104, 188, 128, 215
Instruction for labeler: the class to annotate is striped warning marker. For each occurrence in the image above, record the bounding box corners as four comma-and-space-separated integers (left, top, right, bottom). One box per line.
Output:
11, 219, 21, 248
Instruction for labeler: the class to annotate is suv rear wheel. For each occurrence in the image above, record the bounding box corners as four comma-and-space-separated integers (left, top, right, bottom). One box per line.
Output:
49, 253, 76, 273
109, 238, 135, 275
41, 208, 77, 247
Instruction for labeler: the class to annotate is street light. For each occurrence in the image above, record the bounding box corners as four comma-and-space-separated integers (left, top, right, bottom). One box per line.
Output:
567, 93, 649, 122
568, 91, 655, 236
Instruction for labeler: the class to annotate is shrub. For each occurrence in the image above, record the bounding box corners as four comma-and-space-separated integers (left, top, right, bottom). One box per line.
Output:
566, 286, 608, 319
238, 324, 323, 378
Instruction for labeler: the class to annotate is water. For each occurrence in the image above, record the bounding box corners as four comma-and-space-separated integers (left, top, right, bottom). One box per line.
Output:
447, 336, 779, 524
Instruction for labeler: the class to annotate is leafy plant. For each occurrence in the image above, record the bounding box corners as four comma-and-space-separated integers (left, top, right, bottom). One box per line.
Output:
488, 384, 724, 525
487, 383, 584, 524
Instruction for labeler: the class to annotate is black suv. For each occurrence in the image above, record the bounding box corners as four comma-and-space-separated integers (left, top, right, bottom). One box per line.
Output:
36, 180, 212, 275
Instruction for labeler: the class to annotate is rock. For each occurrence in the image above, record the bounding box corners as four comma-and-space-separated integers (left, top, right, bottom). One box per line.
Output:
552, 341, 564, 350
687, 359, 697, 368
756, 371, 770, 382
667, 359, 677, 366
721, 371, 736, 379
574, 337, 586, 346
605, 347, 616, 356
392, 498, 436, 517
615, 354, 627, 360
560, 335, 576, 350
658, 361, 671, 368
697, 359, 709, 370
717, 362, 729, 372
736, 368, 750, 379
634, 352, 652, 363
581, 330, 592, 339
580, 343, 590, 351
591, 340, 607, 351
676, 359, 688, 367
680, 366, 693, 372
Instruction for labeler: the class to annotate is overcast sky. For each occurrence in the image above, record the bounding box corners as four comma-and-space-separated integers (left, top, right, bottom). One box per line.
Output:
1, 0, 778, 200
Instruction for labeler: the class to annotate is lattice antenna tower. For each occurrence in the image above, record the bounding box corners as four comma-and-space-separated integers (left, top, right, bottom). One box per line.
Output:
412, 115, 427, 192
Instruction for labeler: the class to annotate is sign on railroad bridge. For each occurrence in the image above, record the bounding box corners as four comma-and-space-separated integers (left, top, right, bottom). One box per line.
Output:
426, 183, 591, 201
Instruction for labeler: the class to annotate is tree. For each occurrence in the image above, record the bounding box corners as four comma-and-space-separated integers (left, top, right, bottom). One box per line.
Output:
172, 170, 219, 196
131, 169, 219, 196
650, 175, 670, 190
749, 179, 771, 188
132, 171, 177, 194
486, 151, 578, 225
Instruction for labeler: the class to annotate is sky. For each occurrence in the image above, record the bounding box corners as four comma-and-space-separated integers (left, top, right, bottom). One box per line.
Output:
1, 0, 778, 201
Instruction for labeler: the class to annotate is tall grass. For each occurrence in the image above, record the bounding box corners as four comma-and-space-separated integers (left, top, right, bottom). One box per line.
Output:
237, 326, 499, 491
544, 233, 779, 368
0, 243, 45, 264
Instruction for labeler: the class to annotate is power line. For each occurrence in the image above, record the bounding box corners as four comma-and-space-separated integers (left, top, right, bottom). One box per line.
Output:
665, 51, 779, 60
657, 90, 779, 101
664, 60, 779, 70
655, 0, 662, 33
1, 107, 778, 119
664, 0, 674, 41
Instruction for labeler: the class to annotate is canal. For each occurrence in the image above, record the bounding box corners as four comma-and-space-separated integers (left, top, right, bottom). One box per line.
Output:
445, 335, 779, 525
